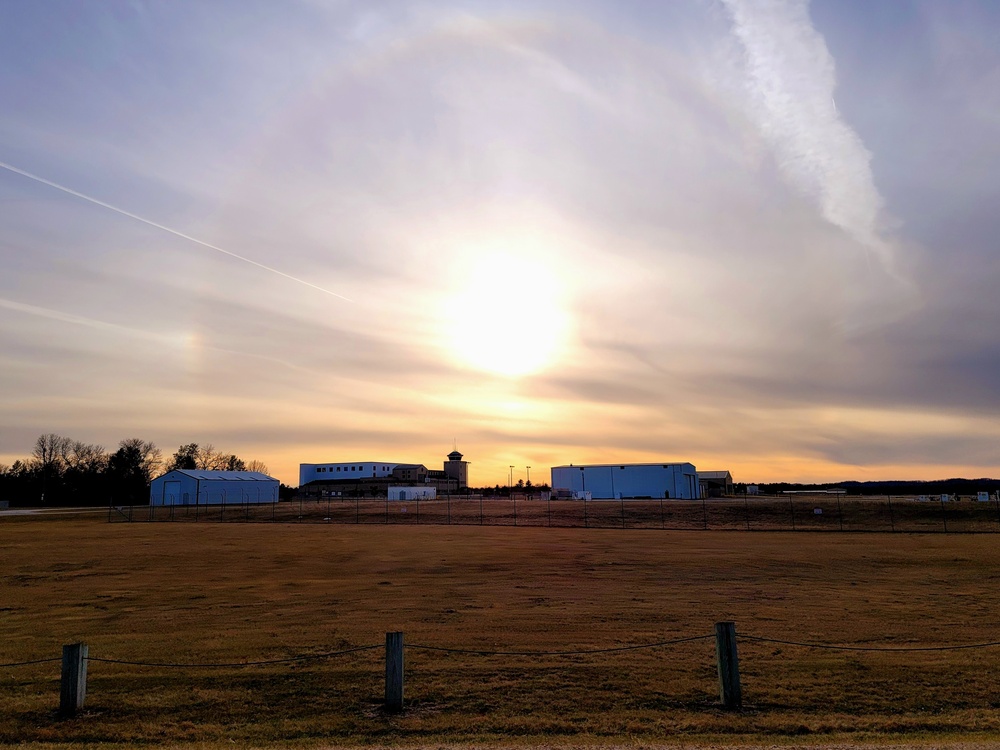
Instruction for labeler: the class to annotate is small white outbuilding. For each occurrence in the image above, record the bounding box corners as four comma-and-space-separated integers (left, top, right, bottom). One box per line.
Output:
149, 470, 279, 506
387, 486, 437, 501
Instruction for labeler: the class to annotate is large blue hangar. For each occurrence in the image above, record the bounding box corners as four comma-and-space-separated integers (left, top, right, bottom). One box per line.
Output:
551, 463, 699, 500
149, 470, 279, 506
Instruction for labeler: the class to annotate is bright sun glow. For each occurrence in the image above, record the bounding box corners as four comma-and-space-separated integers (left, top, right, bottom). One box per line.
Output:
442, 250, 572, 377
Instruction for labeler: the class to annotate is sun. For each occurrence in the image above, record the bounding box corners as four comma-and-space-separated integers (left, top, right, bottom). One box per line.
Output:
441, 251, 572, 377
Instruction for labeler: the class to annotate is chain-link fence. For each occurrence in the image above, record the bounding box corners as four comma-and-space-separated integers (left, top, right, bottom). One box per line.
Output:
108, 493, 1000, 532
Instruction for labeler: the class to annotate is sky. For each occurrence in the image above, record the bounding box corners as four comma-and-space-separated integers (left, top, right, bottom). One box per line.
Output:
2, 0, 1000, 487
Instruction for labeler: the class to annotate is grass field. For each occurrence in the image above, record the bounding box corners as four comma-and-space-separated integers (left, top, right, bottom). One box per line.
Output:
4, 514, 1000, 748
121, 495, 1000, 534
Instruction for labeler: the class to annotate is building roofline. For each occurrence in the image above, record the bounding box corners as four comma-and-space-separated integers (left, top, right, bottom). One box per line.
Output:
301, 461, 401, 466
552, 462, 695, 469
158, 470, 277, 481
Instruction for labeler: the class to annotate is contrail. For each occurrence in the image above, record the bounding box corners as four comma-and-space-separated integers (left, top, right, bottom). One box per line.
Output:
721, 0, 893, 270
0, 160, 352, 302
0, 296, 157, 338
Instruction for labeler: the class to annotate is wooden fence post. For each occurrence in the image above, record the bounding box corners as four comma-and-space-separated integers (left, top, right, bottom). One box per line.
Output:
715, 622, 742, 710
385, 631, 404, 712
59, 642, 88, 718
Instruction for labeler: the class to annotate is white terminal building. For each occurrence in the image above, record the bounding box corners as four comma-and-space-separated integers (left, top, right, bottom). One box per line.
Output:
299, 450, 469, 498
551, 462, 698, 500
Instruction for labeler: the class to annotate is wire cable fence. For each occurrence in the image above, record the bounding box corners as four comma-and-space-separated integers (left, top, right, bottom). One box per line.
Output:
84, 643, 383, 668
405, 633, 716, 656
9, 623, 1000, 719
0, 656, 62, 668
740, 635, 1000, 652
108, 493, 1000, 533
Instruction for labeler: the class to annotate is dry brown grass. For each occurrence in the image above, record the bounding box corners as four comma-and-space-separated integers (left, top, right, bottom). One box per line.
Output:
130, 494, 1000, 533
3, 513, 1000, 748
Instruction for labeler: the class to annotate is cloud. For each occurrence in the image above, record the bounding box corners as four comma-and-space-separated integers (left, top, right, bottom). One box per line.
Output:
721, 0, 895, 269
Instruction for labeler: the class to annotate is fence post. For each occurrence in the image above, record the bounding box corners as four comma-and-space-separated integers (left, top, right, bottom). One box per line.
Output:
385, 631, 404, 712
715, 622, 742, 710
59, 642, 88, 718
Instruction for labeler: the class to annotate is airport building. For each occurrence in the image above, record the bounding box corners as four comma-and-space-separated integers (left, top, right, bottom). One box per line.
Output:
698, 470, 734, 497
551, 462, 698, 500
149, 470, 279, 506
299, 450, 469, 498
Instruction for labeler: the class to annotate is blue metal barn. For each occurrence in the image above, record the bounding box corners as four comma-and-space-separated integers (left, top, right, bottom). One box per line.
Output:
149, 470, 278, 506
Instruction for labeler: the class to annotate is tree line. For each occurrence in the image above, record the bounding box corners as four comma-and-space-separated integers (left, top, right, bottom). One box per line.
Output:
0, 434, 269, 508
740, 478, 1000, 496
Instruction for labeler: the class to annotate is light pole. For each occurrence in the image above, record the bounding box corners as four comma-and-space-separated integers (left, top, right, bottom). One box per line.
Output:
526, 466, 531, 486
509, 466, 514, 494
509, 465, 516, 525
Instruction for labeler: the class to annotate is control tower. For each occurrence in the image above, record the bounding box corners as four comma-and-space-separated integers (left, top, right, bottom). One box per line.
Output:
443, 449, 469, 488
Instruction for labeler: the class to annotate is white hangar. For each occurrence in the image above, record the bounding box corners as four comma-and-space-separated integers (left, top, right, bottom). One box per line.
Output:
551, 462, 698, 500
149, 470, 279, 506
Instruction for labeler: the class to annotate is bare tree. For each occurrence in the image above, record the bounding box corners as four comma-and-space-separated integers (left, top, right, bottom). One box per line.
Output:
66, 441, 108, 474
245, 459, 269, 474
198, 444, 230, 471
31, 433, 71, 474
